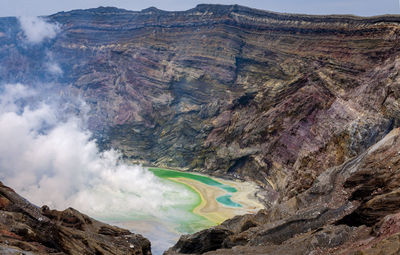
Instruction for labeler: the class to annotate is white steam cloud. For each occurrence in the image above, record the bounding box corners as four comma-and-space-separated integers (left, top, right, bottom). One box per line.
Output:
0, 84, 195, 221
45, 52, 63, 76
46, 62, 63, 75
18, 16, 60, 44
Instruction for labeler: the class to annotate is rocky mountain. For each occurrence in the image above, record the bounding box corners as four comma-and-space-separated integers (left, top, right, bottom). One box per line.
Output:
0, 4, 400, 254
1, 4, 400, 200
0, 181, 151, 254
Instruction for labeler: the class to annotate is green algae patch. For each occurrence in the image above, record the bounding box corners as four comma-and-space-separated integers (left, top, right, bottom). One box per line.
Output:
149, 168, 237, 193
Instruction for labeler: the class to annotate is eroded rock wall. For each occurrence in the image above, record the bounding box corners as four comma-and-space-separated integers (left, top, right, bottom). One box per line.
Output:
0, 3, 399, 203
165, 128, 400, 255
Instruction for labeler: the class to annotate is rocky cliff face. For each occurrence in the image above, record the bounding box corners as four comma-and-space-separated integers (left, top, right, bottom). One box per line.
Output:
1, 4, 400, 254
0, 181, 151, 254
0, 5, 399, 202
166, 128, 400, 255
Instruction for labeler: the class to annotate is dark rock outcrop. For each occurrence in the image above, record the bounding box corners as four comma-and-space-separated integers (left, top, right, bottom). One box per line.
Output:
165, 128, 400, 254
0, 182, 151, 254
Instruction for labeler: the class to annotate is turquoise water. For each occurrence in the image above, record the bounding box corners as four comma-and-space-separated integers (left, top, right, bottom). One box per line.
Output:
216, 195, 242, 208
149, 168, 237, 193
96, 168, 245, 255
149, 168, 241, 208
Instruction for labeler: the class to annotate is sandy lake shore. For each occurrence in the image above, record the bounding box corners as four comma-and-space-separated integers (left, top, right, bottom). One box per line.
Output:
170, 177, 264, 224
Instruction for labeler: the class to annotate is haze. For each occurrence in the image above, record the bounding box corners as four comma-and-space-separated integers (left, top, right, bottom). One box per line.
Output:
0, 0, 399, 17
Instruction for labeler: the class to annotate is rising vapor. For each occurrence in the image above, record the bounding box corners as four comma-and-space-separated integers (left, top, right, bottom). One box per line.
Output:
0, 84, 196, 221
46, 62, 63, 75
18, 16, 60, 43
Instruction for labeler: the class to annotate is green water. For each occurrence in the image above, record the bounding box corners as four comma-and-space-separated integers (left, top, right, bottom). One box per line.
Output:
149, 168, 243, 209
94, 174, 214, 234
149, 168, 237, 193
154, 178, 213, 233
216, 195, 242, 208
97, 168, 244, 255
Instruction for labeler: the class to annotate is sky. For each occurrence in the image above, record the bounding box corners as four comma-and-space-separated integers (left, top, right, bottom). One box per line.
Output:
0, 0, 399, 17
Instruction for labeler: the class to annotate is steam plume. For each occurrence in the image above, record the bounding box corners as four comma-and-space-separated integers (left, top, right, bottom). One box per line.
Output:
18, 16, 60, 44
0, 84, 196, 221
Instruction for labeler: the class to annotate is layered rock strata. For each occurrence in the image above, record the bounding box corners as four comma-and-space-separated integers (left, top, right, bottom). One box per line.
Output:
165, 128, 400, 254
0, 5, 400, 202
0, 4, 400, 254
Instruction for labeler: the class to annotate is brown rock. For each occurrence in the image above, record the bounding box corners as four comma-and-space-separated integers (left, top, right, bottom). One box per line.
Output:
0, 181, 151, 255
166, 128, 400, 255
